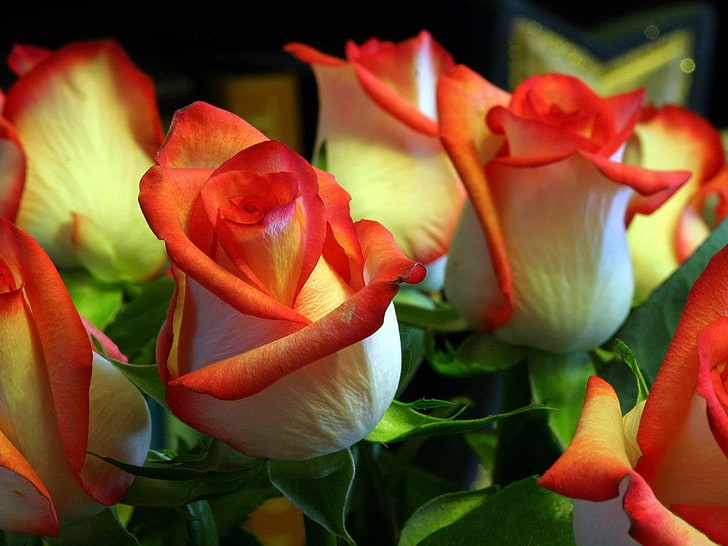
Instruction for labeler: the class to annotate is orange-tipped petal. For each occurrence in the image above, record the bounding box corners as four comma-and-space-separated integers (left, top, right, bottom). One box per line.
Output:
637, 245, 728, 483
438, 64, 512, 329
0, 218, 92, 476
695, 317, 728, 457
348, 31, 453, 136
0, 430, 58, 536
5, 40, 166, 281
626, 104, 726, 298
167, 220, 423, 400
287, 38, 463, 268
623, 473, 719, 545
671, 504, 728, 544
6, 44, 52, 76
539, 376, 633, 501
155, 101, 268, 169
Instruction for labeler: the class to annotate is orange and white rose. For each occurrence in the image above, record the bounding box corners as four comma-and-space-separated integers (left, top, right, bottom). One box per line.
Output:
286, 31, 464, 291
0, 218, 151, 536
539, 244, 728, 544
139, 102, 425, 460
438, 68, 689, 352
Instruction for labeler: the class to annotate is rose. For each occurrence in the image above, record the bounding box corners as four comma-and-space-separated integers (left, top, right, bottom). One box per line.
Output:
438, 67, 689, 353
285, 31, 465, 291
138, 101, 425, 460
0, 218, 151, 536
0, 113, 24, 220
625, 104, 727, 302
538, 244, 728, 545
1, 40, 167, 282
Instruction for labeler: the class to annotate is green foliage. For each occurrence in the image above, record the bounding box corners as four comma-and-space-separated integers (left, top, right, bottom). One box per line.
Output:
104, 276, 175, 364
45, 508, 139, 546
399, 477, 574, 545
269, 449, 356, 544
393, 298, 471, 333
428, 331, 528, 376
61, 268, 124, 329
366, 399, 550, 444
614, 339, 649, 404
528, 350, 595, 449
615, 217, 728, 384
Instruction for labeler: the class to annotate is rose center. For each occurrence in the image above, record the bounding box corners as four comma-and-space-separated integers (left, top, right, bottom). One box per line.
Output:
226, 195, 267, 224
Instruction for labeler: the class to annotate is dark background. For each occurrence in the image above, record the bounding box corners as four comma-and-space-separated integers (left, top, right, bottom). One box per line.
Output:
2, 0, 726, 155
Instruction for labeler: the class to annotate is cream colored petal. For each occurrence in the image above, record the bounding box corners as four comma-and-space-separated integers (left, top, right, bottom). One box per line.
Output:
12, 44, 165, 281
78, 353, 152, 507
311, 64, 464, 266
449, 154, 635, 353
573, 481, 640, 546
650, 394, 728, 508
171, 303, 401, 460
170, 276, 301, 377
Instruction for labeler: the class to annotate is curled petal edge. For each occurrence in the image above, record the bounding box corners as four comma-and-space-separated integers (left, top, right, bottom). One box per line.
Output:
167, 220, 424, 400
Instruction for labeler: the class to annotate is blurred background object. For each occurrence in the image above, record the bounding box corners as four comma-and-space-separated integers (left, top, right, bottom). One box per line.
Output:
1, 0, 724, 159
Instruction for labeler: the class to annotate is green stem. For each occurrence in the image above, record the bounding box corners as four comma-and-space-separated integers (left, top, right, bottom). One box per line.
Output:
491, 360, 530, 486
183, 500, 219, 546
491, 358, 561, 486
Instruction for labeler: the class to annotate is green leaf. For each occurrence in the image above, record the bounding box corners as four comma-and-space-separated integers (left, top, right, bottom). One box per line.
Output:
107, 359, 168, 411
401, 477, 574, 545
105, 276, 175, 364
398, 487, 497, 546
61, 268, 124, 329
464, 429, 498, 480
616, 216, 728, 384
429, 331, 527, 376
45, 507, 138, 546
366, 399, 550, 443
398, 323, 427, 396
394, 300, 471, 333
268, 449, 356, 544
614, 339, 649, 404
207, 485, 282, 542
116, 442, 268, 507
394, 285, 438, 310
528, 350, 595, 449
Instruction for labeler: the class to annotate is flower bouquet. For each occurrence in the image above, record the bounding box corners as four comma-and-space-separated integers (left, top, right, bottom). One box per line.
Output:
1, 30, 727, 545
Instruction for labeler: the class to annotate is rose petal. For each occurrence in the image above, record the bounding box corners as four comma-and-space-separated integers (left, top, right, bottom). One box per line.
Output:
6, 44, 52, 76
155, 101, 268, 169
538, 376, 633, 501
5, 40, 166, 280
140, 164, 309, 325
437, 64, 512, 329
476, 153, 635, 352
0, 117, 25, 220
636, 245, 728, 483
671, 504, 728, 544
696, 317, 728, 456
0, 429, 58, 536
285, 51, 463, 266
166, 302, 402, 460
78, 354, 151, 506
348, 30, 453, 135
0, 219, 92, 475
623, 472, 719, 545
626, 105, 725, 298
